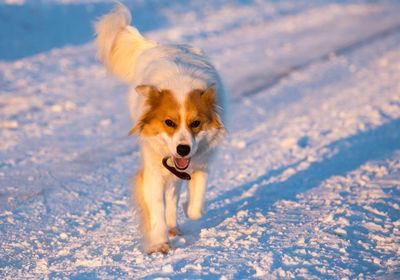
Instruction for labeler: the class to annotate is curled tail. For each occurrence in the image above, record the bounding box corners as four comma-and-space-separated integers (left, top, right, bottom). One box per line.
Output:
94, 4, 157, 82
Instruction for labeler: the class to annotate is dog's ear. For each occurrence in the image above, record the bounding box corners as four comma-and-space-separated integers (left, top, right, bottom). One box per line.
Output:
201, 83, 217, 107
136, 85, 160, 98
129, 85, 160, 136
201, 84, 225, 131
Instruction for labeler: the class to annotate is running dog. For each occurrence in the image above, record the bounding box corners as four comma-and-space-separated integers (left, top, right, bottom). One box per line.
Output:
95, 4, 225, 254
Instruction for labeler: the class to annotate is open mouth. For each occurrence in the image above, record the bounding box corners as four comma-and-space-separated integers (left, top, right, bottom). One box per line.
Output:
172, 156, 191, 170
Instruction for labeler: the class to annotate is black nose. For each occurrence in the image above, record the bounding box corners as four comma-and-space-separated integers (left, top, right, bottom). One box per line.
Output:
177, 145, 191, 157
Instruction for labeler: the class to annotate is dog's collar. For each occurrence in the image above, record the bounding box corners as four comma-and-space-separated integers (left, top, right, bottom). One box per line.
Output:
162, 157, 191, 180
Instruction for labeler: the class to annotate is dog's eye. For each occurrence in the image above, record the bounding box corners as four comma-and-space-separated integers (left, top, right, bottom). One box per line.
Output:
165, 119, 176, 128
190, 120, 201, 128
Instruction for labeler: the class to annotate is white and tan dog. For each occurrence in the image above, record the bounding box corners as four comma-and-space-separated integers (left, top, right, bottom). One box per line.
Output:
95, 5, 225, 254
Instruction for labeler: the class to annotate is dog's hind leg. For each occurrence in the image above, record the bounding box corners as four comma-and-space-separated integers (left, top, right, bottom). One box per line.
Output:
185, 170, 208, 220
166, 180, 182, 237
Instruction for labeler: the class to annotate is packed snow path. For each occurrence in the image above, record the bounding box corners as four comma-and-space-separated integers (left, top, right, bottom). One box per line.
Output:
1, 1, 400, 279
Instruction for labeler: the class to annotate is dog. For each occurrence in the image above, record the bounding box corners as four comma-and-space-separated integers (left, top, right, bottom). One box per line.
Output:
95, 4, 226, 254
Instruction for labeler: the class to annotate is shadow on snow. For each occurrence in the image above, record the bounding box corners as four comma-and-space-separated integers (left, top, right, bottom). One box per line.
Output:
0, 1, 168, 61
181, 117, 400, 275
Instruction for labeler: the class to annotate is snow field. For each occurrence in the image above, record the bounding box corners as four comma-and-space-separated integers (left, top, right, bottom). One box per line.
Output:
1, 0, 400, 279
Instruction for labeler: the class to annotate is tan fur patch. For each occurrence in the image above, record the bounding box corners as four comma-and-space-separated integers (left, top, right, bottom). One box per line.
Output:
184, 87, 224, 136
130, 87, 181, 137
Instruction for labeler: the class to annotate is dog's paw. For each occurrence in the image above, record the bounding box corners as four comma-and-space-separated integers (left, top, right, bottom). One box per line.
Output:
187, 209, 204, 220
184, 202, 205, 220
146, 242, 170, 255
168, 227, 182, 237
183, 202, 205, 220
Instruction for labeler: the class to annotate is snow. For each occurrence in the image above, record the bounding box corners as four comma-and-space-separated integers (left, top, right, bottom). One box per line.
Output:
1, 0, 400, 279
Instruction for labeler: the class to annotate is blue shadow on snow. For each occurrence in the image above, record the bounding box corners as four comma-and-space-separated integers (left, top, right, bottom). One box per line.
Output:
0, 2, 168, 61
181, 117, 400, 277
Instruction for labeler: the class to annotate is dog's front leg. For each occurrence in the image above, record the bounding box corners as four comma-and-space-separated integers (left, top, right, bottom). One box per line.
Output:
185, 170, 208, 220
165, 181, 182, 237
141, 168, 169, 254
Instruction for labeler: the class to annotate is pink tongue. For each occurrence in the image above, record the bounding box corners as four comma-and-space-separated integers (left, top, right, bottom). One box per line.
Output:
173, 157, 189, 170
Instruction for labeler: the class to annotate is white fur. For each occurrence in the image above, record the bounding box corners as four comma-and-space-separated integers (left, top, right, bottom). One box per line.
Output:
95, 4, 225, 254
94, 4, 157, 82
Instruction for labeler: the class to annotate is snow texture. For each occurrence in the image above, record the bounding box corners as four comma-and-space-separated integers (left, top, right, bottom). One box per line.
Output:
1, 0, 400, 279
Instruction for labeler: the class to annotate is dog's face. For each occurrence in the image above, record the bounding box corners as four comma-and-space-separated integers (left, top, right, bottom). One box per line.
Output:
129, 85, 224, 170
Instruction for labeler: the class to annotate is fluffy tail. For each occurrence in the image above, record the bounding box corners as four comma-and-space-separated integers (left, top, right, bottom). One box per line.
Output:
94, 4, 157, 82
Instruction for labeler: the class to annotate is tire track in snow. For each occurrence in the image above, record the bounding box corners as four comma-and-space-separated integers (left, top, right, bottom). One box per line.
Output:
239, 22, 400, 98
205, 118, 400, 224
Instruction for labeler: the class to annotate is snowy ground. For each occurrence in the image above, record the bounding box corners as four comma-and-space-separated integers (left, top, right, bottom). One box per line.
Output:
1, 0, 400, 279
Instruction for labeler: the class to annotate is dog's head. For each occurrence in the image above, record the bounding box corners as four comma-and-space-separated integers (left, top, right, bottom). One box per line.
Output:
129, 84, 224, 170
